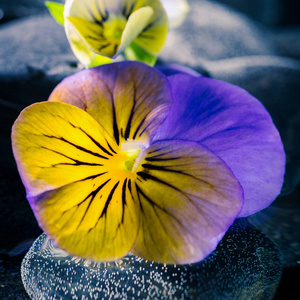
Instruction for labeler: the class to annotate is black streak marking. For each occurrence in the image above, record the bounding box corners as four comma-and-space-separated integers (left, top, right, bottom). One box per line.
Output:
71, 179, 111, 213
145, 157, 180, 162
132, 115, 147, 139
111, 99, 120, 145
121, 178, 128, 223
124, 91, 136, 140
100, 181, 120, 218
142, 22, 154, 33
40, 146, 103, 167
77, 127, 114, 156
137, 171, 181, 192
44, 135, 108, 160
97, 43, 111, 52
105, 139, 117, 154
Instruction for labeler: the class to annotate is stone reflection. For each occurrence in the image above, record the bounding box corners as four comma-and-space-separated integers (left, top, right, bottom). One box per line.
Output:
21, 220, 282, 299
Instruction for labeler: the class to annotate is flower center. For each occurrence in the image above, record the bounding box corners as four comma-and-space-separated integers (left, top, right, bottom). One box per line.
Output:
106, 140, 148, 177
104, 17, 126, 41
121, 140, 148, 172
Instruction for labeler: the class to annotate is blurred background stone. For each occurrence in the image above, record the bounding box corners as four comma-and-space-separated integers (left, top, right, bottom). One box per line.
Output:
0, 0, 63, 24
160, 0, 276, 69
215, 0, 300, 26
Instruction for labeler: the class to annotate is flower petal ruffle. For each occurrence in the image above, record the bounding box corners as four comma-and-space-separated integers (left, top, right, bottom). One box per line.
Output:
131, 140, 243, 264
49, 62, 173, 146
155, 74, 285, 217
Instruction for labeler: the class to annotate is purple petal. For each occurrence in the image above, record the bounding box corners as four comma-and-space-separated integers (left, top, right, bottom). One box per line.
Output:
155, 74, 285, 217
49, 61, 173, 146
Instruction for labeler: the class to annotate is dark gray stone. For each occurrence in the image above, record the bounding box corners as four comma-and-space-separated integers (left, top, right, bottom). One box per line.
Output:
248, 183, 300, 267
160, 0, 276, 69
271, 26, 300, 60
0, 0, 62, 24
0, 15, 80, 109
21, 220, 282, 299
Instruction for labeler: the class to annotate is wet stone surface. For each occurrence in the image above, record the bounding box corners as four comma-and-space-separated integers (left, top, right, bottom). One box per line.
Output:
21, 220, 282, 300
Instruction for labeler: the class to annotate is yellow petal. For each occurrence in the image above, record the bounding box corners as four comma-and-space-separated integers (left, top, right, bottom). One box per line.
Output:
12, 101, 140, 261
133, 0, 168, 55
131, 140, 243, 264
117, 6, 154, 56
67, 16, 122, 58
64, 20, 99, 68
32, 175, 139, 261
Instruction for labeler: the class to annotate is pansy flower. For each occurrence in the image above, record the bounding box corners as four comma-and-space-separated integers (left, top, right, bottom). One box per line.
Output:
46, 0, 168, 67
12, 62, 285, 264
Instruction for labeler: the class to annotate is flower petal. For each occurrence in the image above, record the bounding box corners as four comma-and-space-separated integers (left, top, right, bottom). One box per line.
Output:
133, 0, 168, 55
64, 18, 111, 68
49, 62, 173, 146
155, 74, 285, 217
67, 16, 119, 58
116, 6, 154, 57
12, 102, 140, 261
131, 140, 243, 264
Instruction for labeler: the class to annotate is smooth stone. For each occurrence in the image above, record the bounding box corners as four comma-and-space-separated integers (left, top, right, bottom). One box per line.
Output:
214, 0, 283, 26
248, 183, 300, 267
0, 0, 59, 23
0, 160, 42, 254
0, 15, 79, 108
271, 26, 300, 60
21, 219, 282, 300
205, 55, 300, 196
160, 0, 276, 69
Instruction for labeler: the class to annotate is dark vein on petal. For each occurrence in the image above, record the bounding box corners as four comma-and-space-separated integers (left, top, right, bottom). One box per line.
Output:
40, 146, 104, 166
97, 43, 111, 52
145, 157, 180, 162
121, 178, 127, 223
148, 147, 163, 154
125, 91, 136, 140
44, 134, 108, 160
132, 115, 147, 139
138, 117, 156, 137
105, 139, 117, 154
75, 172, 108, 183
100, 181, 120, 218
61, 119, 114, 156
77, 127, 114, 156
142, 22, 154, 33
67, 179, 111, 213
111, 98, 120, 145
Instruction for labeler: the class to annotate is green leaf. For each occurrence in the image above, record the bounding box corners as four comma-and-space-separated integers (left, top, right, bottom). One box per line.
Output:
45, 1, 65, 27
123, 42, 157, 66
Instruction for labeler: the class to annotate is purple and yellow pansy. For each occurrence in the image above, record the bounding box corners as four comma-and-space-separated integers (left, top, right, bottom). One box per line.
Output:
12, 62, 285, 264
47, 0, 169, 67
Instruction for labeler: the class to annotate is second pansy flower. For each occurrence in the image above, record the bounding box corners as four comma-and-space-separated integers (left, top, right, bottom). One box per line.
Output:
63, 0, 168, 67
12, 62, 285, 264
